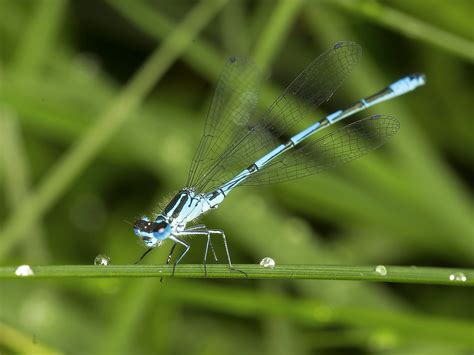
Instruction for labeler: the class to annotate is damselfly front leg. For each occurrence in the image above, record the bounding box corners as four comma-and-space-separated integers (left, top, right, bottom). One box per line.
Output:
158, 242, 178, 282
134, 247, 154, 265
168, 236, 190, 276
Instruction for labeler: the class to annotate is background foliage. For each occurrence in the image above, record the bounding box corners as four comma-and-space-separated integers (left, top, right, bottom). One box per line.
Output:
1, 0, 473, 354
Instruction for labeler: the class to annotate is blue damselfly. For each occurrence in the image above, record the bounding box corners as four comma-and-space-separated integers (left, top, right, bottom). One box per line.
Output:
133, 42, 425, 273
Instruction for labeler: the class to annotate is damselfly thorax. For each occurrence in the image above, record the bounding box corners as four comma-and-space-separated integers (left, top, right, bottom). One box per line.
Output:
160, 188, 223, 231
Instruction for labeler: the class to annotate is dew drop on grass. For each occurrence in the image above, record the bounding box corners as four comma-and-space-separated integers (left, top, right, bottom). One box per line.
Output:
94, 254, 110, 266
15, 265, 34, 276
449, 272, 467, 282
259, 257, 276, 269
374, 265, 387, 276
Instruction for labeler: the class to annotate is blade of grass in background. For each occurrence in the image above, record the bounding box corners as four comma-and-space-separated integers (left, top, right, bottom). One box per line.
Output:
219, 0, 249, 54
261, 283, 303, 355
0, 112, 49, 261
252, 0, 303, 70
11, 0, 67, 77
0, 322, 61, 355
328, 0, 474, 63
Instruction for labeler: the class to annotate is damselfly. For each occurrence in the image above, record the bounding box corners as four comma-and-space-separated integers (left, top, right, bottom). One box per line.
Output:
133, 42, 425, 273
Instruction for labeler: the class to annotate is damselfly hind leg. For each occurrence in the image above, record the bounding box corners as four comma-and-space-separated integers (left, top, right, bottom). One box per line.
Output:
208, 229, 248, 278
203, 233, 219, 277
188, 225, 219, 273
176, 228, 248, 277
203, 233, 211, 277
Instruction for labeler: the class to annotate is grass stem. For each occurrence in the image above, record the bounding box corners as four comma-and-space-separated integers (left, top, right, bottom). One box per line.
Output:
329, 0, 474, 63
3, 264, 473, 286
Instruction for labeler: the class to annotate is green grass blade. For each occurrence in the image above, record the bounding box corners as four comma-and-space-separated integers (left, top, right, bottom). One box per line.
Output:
107, 0, 222, 82
3, 264, 473, 286
11, 0, 67, 76
329, 0, 474, 63
252, 0, 304, 70
0, 111, 49, 261
0, 322, 61, 355
219, 0, 249, 54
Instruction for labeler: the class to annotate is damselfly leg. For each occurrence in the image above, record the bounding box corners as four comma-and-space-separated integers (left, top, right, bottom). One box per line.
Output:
134, 247, 153, 265
156, 242, 177, 282
165, 243, 177, 265
175, 228, 247, 277
183, 224, 219, 263
169, 236, 190, 276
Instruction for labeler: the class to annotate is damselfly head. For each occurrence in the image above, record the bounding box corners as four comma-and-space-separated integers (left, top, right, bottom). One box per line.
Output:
133, 216, 171, 247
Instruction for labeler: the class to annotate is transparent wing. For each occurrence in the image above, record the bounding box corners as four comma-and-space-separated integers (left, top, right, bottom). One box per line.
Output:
187, 56, 262, 187
243, 115, 400, 185
191, 41, 362, 193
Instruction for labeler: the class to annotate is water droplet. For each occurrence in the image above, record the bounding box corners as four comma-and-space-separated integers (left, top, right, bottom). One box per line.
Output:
94, 254, 110, 266
374, 265, 387, 276
15, 265, 34, 276
259, 257, 276, 269
449, 272, 466, 282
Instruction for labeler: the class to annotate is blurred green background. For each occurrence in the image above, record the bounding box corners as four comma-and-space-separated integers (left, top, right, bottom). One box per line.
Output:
1, 0, 473, 354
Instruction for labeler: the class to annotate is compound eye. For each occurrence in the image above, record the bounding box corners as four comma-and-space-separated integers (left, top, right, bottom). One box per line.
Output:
153, 221, 169, 234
